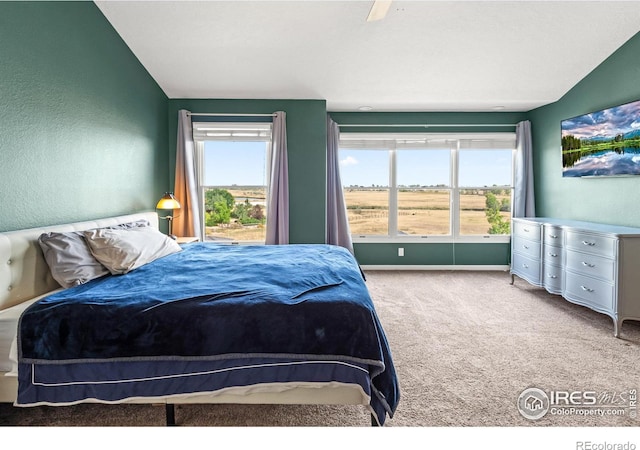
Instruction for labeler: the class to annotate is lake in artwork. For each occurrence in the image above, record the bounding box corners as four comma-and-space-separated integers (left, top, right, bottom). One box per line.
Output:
562, 147, 640, 177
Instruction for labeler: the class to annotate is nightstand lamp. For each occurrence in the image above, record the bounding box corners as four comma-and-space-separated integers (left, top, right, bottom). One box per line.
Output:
156, 192, 181, 240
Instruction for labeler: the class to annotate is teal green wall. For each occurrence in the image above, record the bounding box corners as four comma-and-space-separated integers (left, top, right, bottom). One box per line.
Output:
332, 111, 527, 266
165, 105, 523, 261
528, 31, 640, 227
9, 1, 635, 267
0, 2, 168, 232
167, 99, 327, 244
354, 242, 511, 266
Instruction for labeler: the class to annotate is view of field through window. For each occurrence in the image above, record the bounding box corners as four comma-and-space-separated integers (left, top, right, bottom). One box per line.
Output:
344, 188, 511, 236
340, 145, 513, 237
199, 135, 513, 241
201, 140, 268, 242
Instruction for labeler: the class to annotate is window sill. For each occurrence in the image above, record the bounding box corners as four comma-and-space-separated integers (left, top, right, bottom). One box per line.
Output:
352, 235, 511, 244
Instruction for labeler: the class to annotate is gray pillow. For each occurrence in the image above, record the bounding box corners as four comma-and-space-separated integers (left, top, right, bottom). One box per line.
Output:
83, 226, 182, 275
38, 231, 109, 288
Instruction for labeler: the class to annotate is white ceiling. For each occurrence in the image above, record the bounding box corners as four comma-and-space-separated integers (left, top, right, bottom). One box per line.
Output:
95, 0, 640, 112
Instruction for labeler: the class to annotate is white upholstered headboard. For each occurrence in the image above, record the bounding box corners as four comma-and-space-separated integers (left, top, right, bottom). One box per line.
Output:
0, 212, 159, 311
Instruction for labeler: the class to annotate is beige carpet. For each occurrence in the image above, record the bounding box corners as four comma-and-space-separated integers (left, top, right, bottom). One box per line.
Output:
1, 270, 639, 427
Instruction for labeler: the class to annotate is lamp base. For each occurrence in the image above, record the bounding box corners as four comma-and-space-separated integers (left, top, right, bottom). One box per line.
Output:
158, 215, 176, 239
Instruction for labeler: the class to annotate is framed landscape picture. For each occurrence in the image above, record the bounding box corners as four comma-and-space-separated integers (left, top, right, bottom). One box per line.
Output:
561, 99, 640, 177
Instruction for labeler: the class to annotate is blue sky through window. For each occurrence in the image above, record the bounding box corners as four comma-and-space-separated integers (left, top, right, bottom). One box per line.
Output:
340, 149, 389, 187
203, 142, 512, 188
340, 148, 512, 188
459, 149, 512, 187
397, 150, 450, 186
204, 141, 267, 186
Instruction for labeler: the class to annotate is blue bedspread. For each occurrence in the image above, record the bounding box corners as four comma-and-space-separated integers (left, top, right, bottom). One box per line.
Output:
18, 243, 399, 423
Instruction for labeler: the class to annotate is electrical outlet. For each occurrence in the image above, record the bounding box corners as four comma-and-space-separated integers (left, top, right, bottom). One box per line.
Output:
398, 247, 404, 257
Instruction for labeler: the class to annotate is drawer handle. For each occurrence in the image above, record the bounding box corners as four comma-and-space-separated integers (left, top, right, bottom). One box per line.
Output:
522, 263, 529, 269
548, 252, 557, 257
523, 228, 530, 232
523, 245, 529, 250
548, 274, 557, 279
549, 234, 558, 239
582, 261, 595, 268
582, 240, 596, 246
580, 285, 594, 293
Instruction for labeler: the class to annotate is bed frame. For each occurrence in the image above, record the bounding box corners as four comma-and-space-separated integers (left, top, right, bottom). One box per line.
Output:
0, 212, 372, 425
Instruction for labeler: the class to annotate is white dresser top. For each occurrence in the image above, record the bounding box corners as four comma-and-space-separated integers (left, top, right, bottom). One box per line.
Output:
513, 217, 640, 237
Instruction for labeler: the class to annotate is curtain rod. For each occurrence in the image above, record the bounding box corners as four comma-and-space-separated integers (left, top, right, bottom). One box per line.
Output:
187, 112, 277, 118
337, 123, 516, 128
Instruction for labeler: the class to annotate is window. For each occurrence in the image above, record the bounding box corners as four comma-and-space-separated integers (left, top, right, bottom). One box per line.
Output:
340, 149, 390, 236
193, 122, 272, 243
339, 133, 515, 241
396, 148, 451, 235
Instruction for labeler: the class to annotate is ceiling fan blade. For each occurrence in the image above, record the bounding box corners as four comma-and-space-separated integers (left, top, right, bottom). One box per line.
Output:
366, 0, 393, 22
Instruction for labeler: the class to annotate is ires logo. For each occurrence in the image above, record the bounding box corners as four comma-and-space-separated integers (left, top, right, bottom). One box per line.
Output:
517, 387, 636, 421
550, 390, 597, 406
518, 387, 550, 420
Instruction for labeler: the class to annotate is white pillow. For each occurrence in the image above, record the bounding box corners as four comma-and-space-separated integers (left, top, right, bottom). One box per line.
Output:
83, 227, 182, 275
38, 231, 109, 288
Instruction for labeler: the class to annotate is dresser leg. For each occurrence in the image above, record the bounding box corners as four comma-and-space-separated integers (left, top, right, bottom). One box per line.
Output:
510, 273, 515, 285
613, 319, 621, 338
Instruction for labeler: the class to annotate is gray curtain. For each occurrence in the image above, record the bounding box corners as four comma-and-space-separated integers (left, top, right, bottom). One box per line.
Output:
173, 109, 203, 239
266, 111, 289, 245
326, 116, 354, 253
513, 120, 536, 218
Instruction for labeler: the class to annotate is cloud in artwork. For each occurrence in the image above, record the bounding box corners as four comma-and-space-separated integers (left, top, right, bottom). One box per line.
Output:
562, 99, 640, 139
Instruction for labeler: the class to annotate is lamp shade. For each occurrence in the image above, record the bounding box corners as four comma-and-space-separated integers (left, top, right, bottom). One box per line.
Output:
156, 192, 181, 210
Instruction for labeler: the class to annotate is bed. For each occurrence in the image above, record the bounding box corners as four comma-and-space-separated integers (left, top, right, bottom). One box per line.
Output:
0, 212, 399, 426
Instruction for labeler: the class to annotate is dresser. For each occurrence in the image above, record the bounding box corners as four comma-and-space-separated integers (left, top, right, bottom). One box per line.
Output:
510, 217, 640, 337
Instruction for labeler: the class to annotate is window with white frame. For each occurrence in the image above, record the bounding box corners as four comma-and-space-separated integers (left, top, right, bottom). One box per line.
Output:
339, 133, 515, 241
193, 122, 272, 243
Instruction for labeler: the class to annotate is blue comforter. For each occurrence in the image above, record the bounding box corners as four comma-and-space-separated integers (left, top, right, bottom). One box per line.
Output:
19, 243, 399, 423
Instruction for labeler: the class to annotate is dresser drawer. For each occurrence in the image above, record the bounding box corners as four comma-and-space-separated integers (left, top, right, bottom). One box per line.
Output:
564, 272, 614, 312
565, 250, 616, 282
565, 231, 617, 258
543, 264, 563, 294
511, 252, 541, 285
543, 244, 562, 266
543, 225, 563, 248
512, 220, 542, 242
512, 236, 541, 260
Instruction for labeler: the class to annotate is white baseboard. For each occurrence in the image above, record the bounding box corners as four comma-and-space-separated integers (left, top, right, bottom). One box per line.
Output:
360, 265, 510, 271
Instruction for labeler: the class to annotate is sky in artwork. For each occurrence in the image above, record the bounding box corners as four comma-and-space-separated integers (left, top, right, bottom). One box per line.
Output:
561, 99, 640, 140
